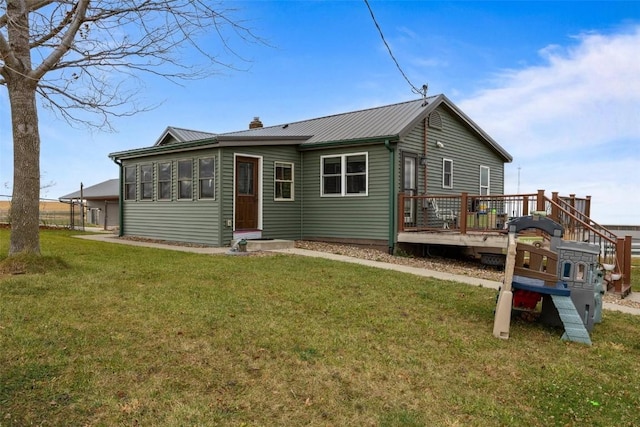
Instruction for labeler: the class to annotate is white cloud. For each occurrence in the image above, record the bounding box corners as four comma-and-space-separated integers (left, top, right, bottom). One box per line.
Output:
461, 26, 640, 159
460, 26, 640, 225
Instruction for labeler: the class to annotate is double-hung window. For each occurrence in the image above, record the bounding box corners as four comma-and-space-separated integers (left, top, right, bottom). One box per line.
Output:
274, 162, 294, 201
198, 157, 215, 199
124, 166, 136, 200
479, 165, 490, 195
442, 158, 453, 189
157, 161, 172, 200
177, 159, 193, 200
140, 164, 153, 200
321, 153, 368, 196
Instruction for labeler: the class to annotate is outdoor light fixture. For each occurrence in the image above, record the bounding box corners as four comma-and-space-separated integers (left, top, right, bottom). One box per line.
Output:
420, 156, 428, 166
435, 141, 444, 148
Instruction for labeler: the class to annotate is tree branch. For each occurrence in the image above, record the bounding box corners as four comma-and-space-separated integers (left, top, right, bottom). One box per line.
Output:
31, 0, 89, 81
1, 0, 267, 129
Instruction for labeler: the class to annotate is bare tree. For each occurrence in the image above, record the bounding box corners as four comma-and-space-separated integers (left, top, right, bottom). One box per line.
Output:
0, 0, 262, 256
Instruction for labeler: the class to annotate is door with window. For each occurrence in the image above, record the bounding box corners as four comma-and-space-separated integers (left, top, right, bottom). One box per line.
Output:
235, 156, 259, 230
402, 154, 418, 226
479, 166, 490, 195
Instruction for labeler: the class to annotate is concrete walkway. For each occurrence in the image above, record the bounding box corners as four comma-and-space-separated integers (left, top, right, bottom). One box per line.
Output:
76, 233, 640, 316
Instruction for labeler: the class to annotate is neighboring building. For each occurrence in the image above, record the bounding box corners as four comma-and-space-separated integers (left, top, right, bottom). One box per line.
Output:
59, 179, 120, 229
108, 94, 512, 251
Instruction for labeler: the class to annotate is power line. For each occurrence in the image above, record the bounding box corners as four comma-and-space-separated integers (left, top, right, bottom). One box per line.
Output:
363, 0, 428, 99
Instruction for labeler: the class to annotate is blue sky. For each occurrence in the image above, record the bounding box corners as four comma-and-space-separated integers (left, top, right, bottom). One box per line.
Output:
1, 1, 639, 224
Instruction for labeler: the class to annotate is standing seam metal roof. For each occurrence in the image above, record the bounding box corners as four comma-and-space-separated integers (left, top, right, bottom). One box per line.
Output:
110, 94, 512, 162
219, 96, 439, 145
154, 126, 217, 146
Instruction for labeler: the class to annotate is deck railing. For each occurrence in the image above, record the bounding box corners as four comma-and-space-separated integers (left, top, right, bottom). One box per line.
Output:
398, 189, 632, 294
399, 191, 544, 234
547, 193, 631, 294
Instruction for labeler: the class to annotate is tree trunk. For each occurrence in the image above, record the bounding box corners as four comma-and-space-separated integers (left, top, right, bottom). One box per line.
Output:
6, 0, 41, 256
8, 82, 41, 255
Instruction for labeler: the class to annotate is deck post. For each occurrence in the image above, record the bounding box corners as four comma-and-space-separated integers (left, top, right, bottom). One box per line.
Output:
536, 189, 545, 213
614, 237, 628, 294
460, 192, 468, 234
551, 192, 559, 223
522, 195, 529, 216
623, 236, 632, 289
569, 194, 576, 237
398, 192, 405, 232
585, 195, 592, 218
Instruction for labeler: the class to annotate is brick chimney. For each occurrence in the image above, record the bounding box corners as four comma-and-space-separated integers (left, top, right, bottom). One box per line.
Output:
249, 116, 263, 129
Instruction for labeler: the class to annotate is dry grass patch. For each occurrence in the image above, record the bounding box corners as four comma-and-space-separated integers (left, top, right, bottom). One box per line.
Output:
0, 252, 69, 275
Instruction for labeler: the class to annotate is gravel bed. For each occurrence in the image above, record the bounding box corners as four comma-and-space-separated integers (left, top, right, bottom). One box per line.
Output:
603, 290, 640, 309
295, 240, 504, 282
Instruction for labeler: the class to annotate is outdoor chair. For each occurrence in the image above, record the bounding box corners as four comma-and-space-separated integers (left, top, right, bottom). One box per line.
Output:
428, 198, 457, 229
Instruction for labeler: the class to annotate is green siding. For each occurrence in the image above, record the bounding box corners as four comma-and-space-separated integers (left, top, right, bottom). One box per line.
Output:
424, 106, 505, 195
261, 148, 302, 240
301, 144, 390, 241
399, 106, 505, 196
121, 150, 222, 245
123, 201, 218, 244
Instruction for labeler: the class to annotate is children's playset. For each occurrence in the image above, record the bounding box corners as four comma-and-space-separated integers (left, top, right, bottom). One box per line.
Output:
493, 215, 606, 346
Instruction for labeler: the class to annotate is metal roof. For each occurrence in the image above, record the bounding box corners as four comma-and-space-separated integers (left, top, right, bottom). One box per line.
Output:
220, 96, 439, 145
110, 94, 512, 162
59, 179, 119, 200
154, 126, 217, 146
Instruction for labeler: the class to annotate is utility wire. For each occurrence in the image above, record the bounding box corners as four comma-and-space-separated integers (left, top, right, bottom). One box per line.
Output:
363, 0, 428, 99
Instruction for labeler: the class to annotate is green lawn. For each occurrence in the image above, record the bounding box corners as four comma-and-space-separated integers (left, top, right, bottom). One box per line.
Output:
1, 230, 640, 426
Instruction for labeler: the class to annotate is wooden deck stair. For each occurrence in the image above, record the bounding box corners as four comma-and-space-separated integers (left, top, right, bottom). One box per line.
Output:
549, 193, 632, 296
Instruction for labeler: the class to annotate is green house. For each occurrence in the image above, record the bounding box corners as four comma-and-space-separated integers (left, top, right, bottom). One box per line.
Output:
109, 94, 512, 252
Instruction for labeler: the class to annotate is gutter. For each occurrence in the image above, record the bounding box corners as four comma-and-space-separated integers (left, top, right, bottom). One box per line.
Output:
109, 140, 218, 161
111, 157, 124, 237
109, 136, 310, 161
385, 139, 396, 254
298, 135, 399, 151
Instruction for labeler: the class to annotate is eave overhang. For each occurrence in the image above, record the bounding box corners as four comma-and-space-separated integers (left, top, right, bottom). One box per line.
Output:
109, 135, 312, 161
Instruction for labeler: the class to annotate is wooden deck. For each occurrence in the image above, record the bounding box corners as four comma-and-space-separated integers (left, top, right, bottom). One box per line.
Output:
398, 230, 507, 249
398, 190, 633, 295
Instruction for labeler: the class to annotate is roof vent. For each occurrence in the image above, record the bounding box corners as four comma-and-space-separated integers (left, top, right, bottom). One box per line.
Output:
428, 111, 442, 129
249, 117, 263, 129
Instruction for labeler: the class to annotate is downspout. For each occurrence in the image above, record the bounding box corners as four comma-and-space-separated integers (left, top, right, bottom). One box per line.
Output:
423, 117, 428, 195
80, 182, 85, 232
112, 158, 124, 237
384, 139, 396, 254
300, 149, 304, 241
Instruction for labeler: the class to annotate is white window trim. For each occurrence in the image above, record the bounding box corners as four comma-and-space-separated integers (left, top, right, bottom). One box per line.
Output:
274, 161, 294, 201
480, 165, 490, 195
177, 159, 194, 201
124, 165, 137, 201
157, 161, 172, 201
139, 163, 154, 201
442, 158, 453, 189
197, 156, 216, 200
320, 152, 369, 197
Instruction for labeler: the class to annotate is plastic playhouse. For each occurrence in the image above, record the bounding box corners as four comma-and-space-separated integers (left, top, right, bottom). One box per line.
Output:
493, 215, 605, 345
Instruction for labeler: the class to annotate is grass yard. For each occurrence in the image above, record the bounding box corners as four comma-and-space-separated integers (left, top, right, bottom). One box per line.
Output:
1, 230, 640, 426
